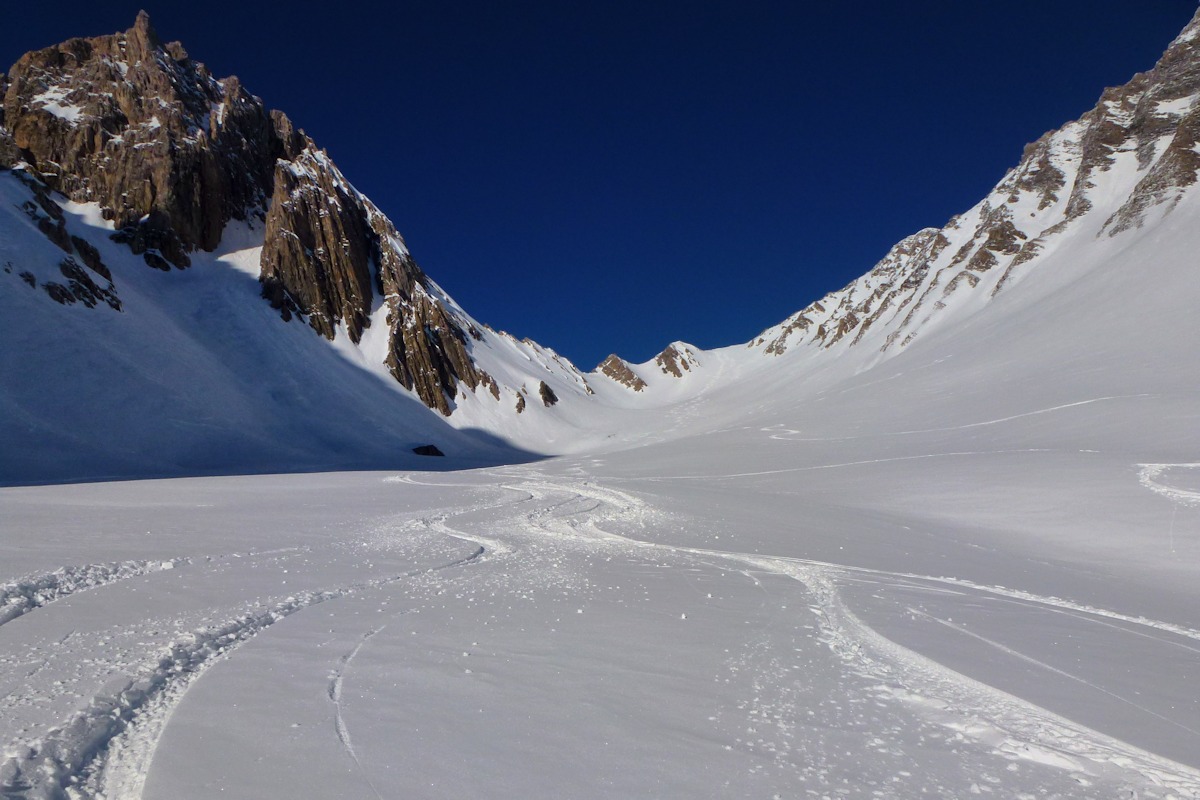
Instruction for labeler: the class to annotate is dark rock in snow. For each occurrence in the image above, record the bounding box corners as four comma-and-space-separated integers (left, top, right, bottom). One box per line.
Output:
598, 354, 647, 391
412, 444, 445, 457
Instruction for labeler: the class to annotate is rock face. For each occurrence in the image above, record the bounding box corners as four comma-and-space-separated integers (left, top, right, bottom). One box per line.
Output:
2, 11, 281, 267
753, 8, 1200, 358
597, 354, 647, 391
6, 167, 121, 309
1, 12, 497, 417
654, 344, 699, 378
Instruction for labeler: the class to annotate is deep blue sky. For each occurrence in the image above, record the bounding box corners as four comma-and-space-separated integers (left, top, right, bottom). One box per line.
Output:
4, 2, 1197, 367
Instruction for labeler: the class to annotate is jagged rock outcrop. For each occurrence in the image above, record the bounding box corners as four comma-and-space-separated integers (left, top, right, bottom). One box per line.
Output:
2, 12, 502, 418
754, 9, 1200, 359
655, 344, 699, 377
0, 75, 13, 168
598, 354, 647, 391
2, 12, 283, 267
6, 166, 121, 309
42, 256, 121, 310
257, 133, 489, 415
259, 146, 376, 341
0, 129, 15, 169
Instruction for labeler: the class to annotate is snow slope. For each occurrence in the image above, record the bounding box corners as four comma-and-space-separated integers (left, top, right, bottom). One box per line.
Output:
0, 170, 545, 483
2, 152, 1199, 796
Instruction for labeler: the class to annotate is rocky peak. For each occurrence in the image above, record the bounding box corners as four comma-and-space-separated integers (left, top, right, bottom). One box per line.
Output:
754, 8, 1200, 360
2, 12, 283, 266
597, 354, 647, 391
128, 9, 161, 59
1, 15, 502, 418
256, 134, 488, 415
655, 343, 699, 378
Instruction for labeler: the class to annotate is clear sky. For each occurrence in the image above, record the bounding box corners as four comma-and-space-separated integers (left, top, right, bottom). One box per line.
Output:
3, 2, 1197, 367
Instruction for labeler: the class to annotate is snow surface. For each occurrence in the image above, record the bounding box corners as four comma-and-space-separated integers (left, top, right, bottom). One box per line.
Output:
30, 86, 84, 124
3, 178, 1200, 794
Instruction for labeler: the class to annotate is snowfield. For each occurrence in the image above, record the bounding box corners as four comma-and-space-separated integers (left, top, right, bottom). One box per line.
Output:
3, 359, 1199, 798
5, 165, 1200, 800
4, 154, 1200, 800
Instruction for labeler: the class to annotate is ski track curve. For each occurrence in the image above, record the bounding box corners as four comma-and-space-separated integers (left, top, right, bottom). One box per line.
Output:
0, 547, 314, 631
762, 394, 1156, 443
0, 538, 493, 800
7, 469, 1198, 798
1140, 462, 1200, 508
0, 560, 188, 629
483, 469, 1200, 797
329, 626, 387, 800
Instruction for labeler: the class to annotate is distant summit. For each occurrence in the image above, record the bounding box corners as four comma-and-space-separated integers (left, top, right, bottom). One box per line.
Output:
750, 7, 1200, 360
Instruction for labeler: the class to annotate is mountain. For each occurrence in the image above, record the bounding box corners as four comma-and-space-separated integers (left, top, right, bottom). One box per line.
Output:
3, 10, 1200, 483
0, 12, 596, 481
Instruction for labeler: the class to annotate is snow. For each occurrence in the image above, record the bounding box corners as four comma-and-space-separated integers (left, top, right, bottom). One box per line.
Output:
3, 178, 1200, 794
2, 421, 1199, 797
1155, 95, 1197, 116
31, 86, 84, 123
0, 172, 534, 484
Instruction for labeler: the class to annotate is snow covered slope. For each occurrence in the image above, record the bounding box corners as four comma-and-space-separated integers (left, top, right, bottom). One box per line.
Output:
7, 10, 1200, 480
0, 169, 539, 482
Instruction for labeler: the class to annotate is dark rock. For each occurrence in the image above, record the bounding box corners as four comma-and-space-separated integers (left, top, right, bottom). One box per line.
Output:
515, 392, 526, 414
43, 282, 75, 305
19, 271, 36, 287
69, 235, 109, 279
655, 344, 698, 377
412, 444, 445, 457
13, 170, 73, 252
3, 13, 283, 266
0, 127, 17, 169
36, 216, 72, 252
143, 252, 171, 271
598, 354, 647, 391
55, 257, 121, 310
538, 381, 558, 407
108, 223, 189, 267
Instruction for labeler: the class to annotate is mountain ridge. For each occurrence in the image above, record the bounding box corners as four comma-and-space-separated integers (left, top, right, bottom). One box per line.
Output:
3, 9, 1200, 482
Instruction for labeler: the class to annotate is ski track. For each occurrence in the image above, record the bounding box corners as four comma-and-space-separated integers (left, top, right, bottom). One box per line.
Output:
5, 469, 1199, 798
640, 448, 1055, 481
1140, 462, 1200, 507
487, 470, 1200, 797
907, 607, 1200, 738
762, 394, 1156, 442
329, 627, 387, 800
0, 547, 315, 631
0, 560, 188, 629
0, 543, 489, 799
